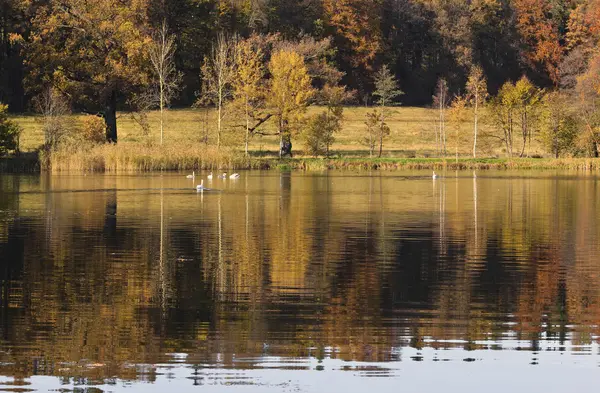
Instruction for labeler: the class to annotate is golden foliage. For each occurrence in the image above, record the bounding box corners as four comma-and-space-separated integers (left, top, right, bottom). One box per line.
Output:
267, 50, 315, 135
322, 0, 382, 69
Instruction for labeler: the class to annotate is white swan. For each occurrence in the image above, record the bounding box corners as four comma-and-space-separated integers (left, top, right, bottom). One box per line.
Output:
207, 172, 213, 180
186, 171, 195, 179
196, 180, 208, 191
218, 172, 227, 179
229, 173, 240, 179
432, 171, 438, 179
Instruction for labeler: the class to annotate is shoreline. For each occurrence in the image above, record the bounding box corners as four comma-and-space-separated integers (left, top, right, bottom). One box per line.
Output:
1, 152, 600, 173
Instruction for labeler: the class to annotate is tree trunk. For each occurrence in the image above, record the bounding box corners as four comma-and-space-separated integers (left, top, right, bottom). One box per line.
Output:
279, 133, 292, 157
217, 97, 222, 149
160, 78, 164, 145
278, 117, 292, 157
473, 96, 478, 158
520, 130, 527, 157
105, 90, 117, 143
379, 110, 384, 158
245, 101, 249, 156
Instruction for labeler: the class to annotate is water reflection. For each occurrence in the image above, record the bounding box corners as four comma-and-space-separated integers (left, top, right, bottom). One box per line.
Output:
0, 171, 599, 390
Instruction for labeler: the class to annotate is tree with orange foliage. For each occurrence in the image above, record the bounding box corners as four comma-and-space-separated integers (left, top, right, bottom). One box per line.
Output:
513, 0, 563, 85
323, 0, 382, 89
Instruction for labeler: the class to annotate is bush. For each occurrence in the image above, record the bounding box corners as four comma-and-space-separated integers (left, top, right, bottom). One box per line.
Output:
303, 111, 338, 157
0, 104, 21, 156
33, 87, 72, 150
81, 115, 106, 144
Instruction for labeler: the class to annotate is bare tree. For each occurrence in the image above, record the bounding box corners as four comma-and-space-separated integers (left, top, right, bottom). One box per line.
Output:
466, 65, 488, 158
148, 21, 182, 145
200, 33, 237, 149
33, 87, 72, 150
433, 78, 450, 156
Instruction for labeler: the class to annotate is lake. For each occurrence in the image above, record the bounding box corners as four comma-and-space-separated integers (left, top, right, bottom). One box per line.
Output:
1, 170, 599, 392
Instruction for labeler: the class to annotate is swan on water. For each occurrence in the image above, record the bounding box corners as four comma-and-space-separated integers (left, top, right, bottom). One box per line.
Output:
229, 173, 240, 179
218, 172, 227, 179
186, 171, 195, 179
207, 172, 213, 180
432, 171, 438, 179
196, 180, 208, 191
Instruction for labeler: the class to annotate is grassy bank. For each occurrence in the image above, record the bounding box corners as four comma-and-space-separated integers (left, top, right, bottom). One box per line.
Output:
6, 107, 600, 173
36, 144, 600, 172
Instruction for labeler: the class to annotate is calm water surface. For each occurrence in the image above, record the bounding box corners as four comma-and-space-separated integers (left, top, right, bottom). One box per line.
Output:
1, 170, 600, 392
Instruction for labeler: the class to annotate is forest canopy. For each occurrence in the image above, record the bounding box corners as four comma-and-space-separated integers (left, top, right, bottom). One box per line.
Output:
1, 0, 600, 156
2, 0, 599, 110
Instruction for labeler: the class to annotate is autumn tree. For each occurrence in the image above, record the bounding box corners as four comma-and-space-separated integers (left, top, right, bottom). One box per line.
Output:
267, 49, 315, 158
433, 78, 450, 156
540, 91, 577, 158
488, 81, 518, 157
148, 21, 182, 145
513, 0, 563, 84
372, 65, 402, 157
512, 76, 543, 157
447, 95, 469, 163
232, 37, 266, 156
303, 84, 352, 157
25, 0, 152, 143
363, 110, 388, 158
574, 50, 600, 157
0, 103, 20, 155
322, 0, 382, 91
200, 33, 237, 149
466, 65, 487, 158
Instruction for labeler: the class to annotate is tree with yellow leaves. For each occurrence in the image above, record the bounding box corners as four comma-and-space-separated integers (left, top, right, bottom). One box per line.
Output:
25, 0, 152, 143
232, 38, 267, 156
267, 50, 315, 158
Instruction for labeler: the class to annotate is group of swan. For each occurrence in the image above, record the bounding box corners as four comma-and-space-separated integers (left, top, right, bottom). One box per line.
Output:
187, 171, 240, 191
187, 171, 240, 180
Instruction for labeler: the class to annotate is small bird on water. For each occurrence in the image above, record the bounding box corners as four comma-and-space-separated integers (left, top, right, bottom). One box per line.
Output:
186, 171, 195, 179
218, 172, 227, 179
229, 173, 240, 179
196, 180, 208, 191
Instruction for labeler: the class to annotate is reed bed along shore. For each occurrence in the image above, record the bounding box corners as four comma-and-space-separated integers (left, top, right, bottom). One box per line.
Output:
36, 142, 600, 173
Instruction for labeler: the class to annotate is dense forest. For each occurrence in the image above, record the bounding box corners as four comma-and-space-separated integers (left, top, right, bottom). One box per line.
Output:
1, 0, 600, 158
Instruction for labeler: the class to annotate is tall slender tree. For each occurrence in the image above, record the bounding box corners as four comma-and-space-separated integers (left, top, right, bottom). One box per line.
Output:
372, 65, 402, 157
466, 65, 487, 158
148, 21, 182, 145
200, 33, 237, 149
433, 78, 450, 156
232, 38, 266, 156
